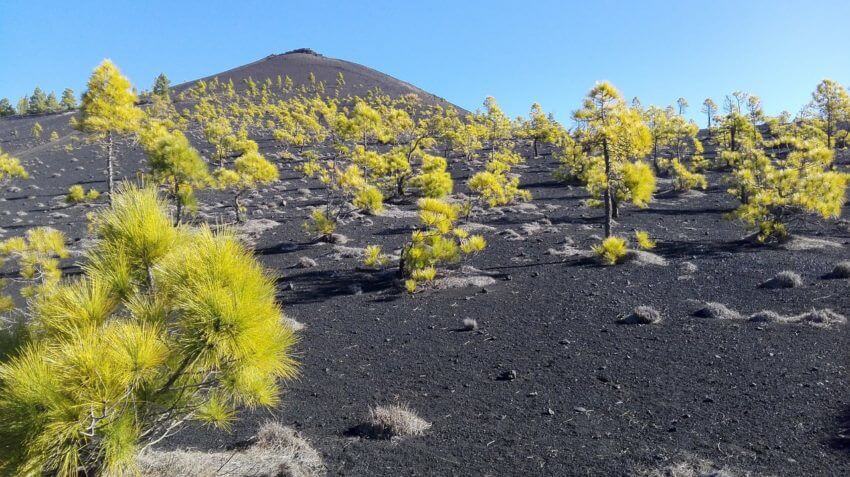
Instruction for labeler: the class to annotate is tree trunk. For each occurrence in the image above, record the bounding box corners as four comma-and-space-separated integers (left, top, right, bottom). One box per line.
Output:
652, 142, 660, 175
107, 131, 115, 204
532, 139, 539, 158
234, 192, 244, 223
173, 182, 182, 226
730, 126, 737, 153
612, 194, 620, 219
602, 138, 613, 238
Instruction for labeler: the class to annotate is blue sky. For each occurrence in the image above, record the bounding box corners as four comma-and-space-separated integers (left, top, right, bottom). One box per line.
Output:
1, 0, 848, 124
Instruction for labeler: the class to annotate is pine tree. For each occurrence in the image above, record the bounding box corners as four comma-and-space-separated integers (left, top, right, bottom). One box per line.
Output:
140, 124, 210, 224
573, 82, 654, 237
397, 198, 486, 291
16, 96, 28, 115
676, 97, 689, 115
27, 87, 48, 114
0, 98, 14, 117
45, 92, 60, 113
518, 103, 560, 157
214, 148, 279, 222
0, 185, 297, 475
701, 98, 718, 131
808, 79, 850, 149
729, 141, 849, 241
75, 60, 144, 202
152, 73, 171, 100
60, 88, 77, 110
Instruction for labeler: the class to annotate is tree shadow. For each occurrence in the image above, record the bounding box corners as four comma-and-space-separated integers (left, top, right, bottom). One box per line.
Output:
254, 241, 317, 257
828, 406, 850, 453
634, 205, 736, 216
653, 237, 763, 260
278, 268, 398, 304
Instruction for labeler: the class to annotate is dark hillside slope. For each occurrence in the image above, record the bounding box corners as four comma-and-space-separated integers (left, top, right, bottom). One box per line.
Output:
173, 49, 462, 110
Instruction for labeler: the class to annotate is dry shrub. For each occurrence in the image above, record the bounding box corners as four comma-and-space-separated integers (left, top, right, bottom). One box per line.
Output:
362, 403, 431, 439
138, 422, 325, 477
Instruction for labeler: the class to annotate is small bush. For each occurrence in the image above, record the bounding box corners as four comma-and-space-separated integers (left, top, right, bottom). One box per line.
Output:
826, 261, 850, 279
304, 209, 336, 240
618, 305, 662, 324
592, 236, 628, 265
362, 245, 387, 268
758, 270, 802, 289
363, 404, 431, 439
634, 230, 656, 250
66, 184, 100, 203
693, 302, 742, 320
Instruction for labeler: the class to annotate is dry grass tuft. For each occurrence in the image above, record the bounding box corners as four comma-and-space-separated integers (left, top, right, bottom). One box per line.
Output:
792, 308, 847, 328
360, 403, 431, 439
758, 270, 802, 289
826, 260, 850, 279
638, 453, 759, 477
693, 302, 742, 321
618, 306, 662, 325
138, 422, 325, 477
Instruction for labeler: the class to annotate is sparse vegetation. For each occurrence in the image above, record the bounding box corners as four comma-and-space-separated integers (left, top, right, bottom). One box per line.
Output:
65, 184, 100, 203
1, 45, 848, 477
593, 236, 628, 265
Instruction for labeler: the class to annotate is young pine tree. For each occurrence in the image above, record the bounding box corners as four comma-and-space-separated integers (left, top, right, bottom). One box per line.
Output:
398, 198, 486, 291
214, 148, 279, 223
0, 148, 28, 188
808, 79, 850, 150
573, 82, 654, 237
729, 141, 849, 241
75, 60, 144, 202
140, 123, 211, 224
0, 185, 298, 476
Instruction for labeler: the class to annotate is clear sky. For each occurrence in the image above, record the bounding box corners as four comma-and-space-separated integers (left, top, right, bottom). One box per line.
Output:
1, 0, 848, 124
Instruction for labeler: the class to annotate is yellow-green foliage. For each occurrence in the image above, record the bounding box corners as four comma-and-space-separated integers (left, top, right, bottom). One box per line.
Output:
571, 82, 655, 233
66, 184, 100, 203
0, 227, 68, 301
76, 60, 143, 136
401, 198, 486, 289
618, 161, 656, 207
362, 245, 388, 268
517, 103, 561, 156
410, 153, 453, 198
0, 185, 297, 476
0, 148, 28, 186
670, 159, 708, 191
49, 131, 59, 142
592, 236, 628, 265
30, 122, 42, 140
634, 230, 656, 250
214, 149, 279, 222
141, 124, 210, 222
468, 148, 531, 207
303, 208, 336, 239
301, 158, 384, 234
730, 143, 850, 242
